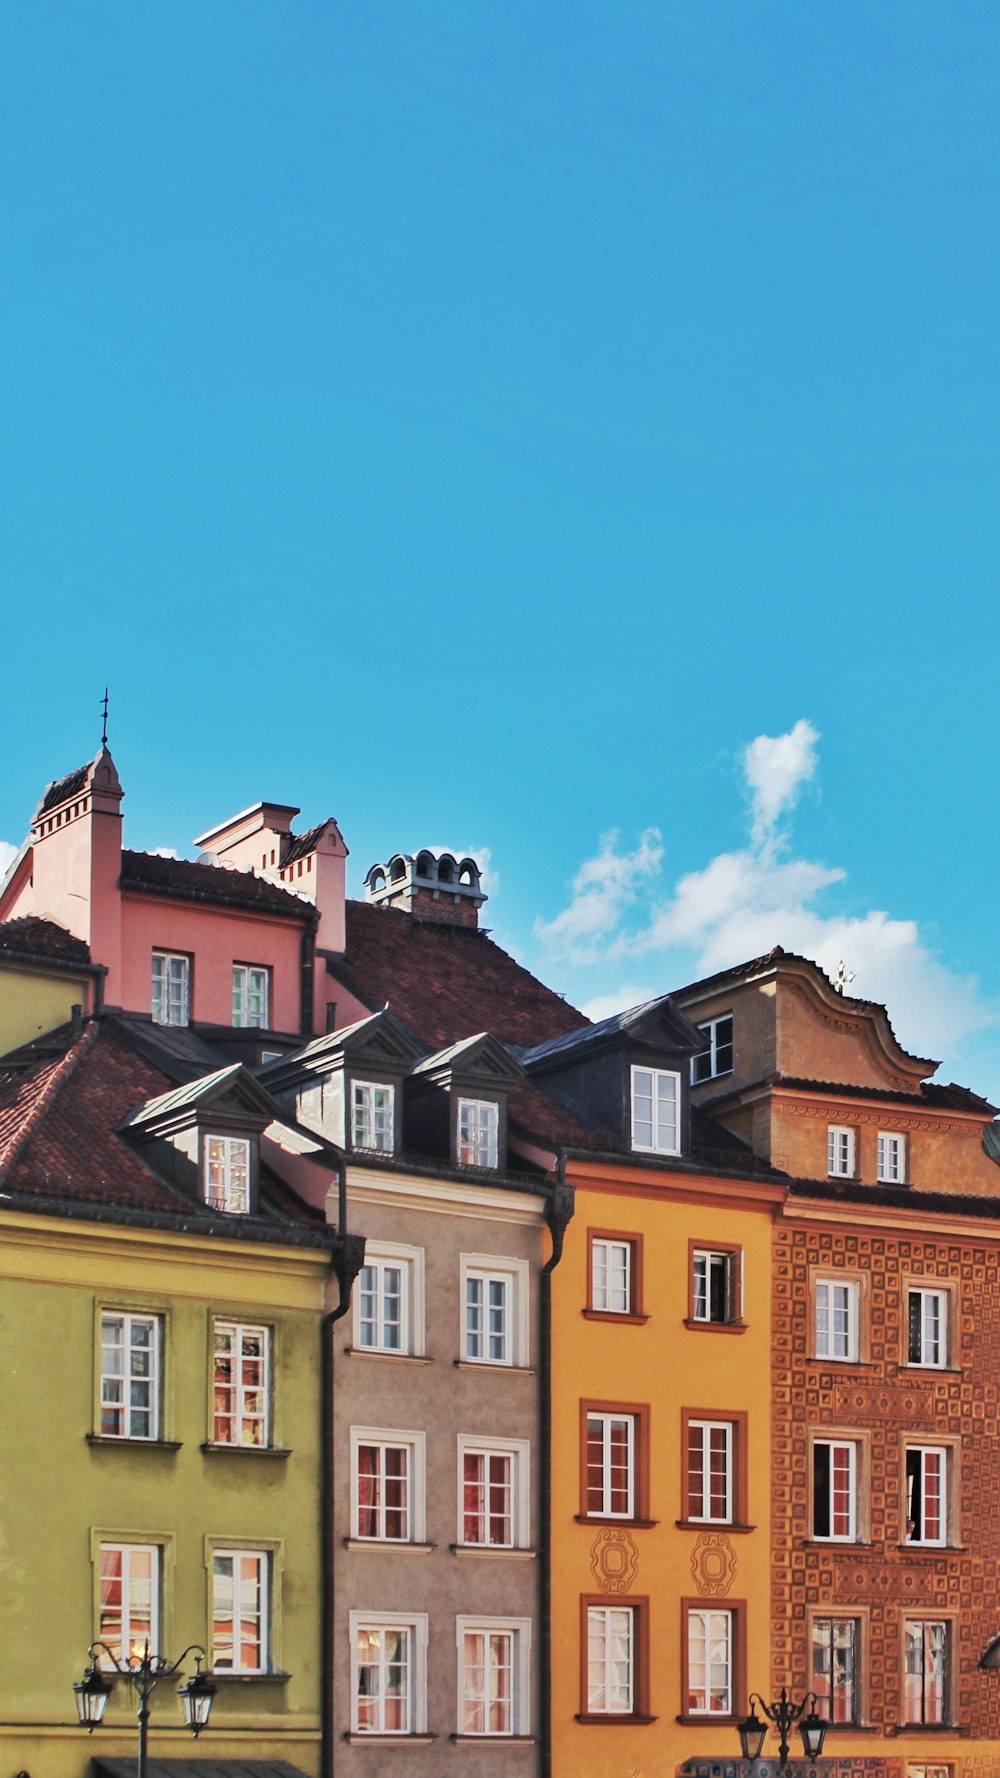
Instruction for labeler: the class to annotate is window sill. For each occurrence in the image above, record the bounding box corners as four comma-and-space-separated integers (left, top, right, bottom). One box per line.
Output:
897, 1542, 966, 1554
86, 1435, 182, 1451
451, 1734, 536, 1744
343, 1539, 435, 1555
676, 1520, 756, 1535
822, 1723, 877, 1734
343, 1346, 432, 1364
582, 1309, 650, 1326
801, 1539, 874, 1550
574, 1515, 659, 1529
898, 1364, 964, 1378
676, 1713, 743, 1726
206, 1669, 291, 1684
683, 1319, 747, 1335
453, 1360, 535, 1375
575, 1713, 657, 1726
806, 1357, 876, 1369
200, 1441, 291, 1458
886, 1723, 964, 1737
451, 1543, 537, 1560
343, 1733, 436, 1746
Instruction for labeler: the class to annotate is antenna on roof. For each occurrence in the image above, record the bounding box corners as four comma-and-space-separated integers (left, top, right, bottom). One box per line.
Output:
834, 960, 856, 995
100, 687, 109, 749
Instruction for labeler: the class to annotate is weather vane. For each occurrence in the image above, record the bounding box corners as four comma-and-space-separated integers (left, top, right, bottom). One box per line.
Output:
100, 687, 109, 749
834, 960, 856, 994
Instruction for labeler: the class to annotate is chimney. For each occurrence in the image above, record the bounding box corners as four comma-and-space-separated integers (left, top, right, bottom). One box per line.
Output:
363, 851, 486, 929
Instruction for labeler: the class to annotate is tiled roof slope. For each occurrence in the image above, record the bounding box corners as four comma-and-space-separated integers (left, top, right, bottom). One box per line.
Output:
121, 850, 314, 919
336, 901, 588, 1051
39, 762, 90, 814
283, 823, 328, 865
0, 916, 91, 966
775, 1074, 999, 1117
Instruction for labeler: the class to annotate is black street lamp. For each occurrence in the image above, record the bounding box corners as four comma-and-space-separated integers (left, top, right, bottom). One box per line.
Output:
73, 1640, 216, 1778
736, 1686, 827, 1771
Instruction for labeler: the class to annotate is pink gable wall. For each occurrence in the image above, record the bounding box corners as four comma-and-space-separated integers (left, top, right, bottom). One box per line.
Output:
121, 896, 306, 1030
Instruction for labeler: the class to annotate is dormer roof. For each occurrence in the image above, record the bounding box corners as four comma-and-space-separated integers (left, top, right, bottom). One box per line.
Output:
122, 1062, 283, 1134
410, 1030, 526, 1089
519, 993, 705, 1071
259, 1008, 427, 1087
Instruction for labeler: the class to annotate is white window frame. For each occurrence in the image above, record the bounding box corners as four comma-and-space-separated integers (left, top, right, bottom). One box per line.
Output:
827, 1125, 856, 1178
211, 1546, 269, 1674
457, 1435, 531, 1549
811, 1615, 860, 1726
878, 1130, 907, 1183
908, 1287, 948, 1369
687, 1418, 734, 1524
813, 1438, 859, 1542
907, 1766, 952, 1778
687, 1606, 735, 1715
905, 1444, 949, 1546
151, 950, 189, 1027
691, 1014, 734, 1083
586, 1603, 636, 1715
630, 1065, 680, 1155
231, 963, 269, 1029
460, 1253, 529, 1367
457, 1097, 500, 1169
692, 1248, 740, 1324
350, 1610, 428, 1737
585, 1410, 636, 1520
350, 1426, 426, 1543
100, 1311, 160, 1441
903, 1619, 951, 1726
591, 1237, 632, 1314
815, 1277, 860, 1362
212, 1319, 271, 1448
354, 1242, 424, 1357
204, 1134, 251, 1214
456, 1616, 532, 1738
352, 1080, 396, 1153
97, 1542, 160, 1666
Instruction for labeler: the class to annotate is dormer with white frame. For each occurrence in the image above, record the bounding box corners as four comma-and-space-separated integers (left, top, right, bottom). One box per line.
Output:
120, 1063, 287, 1216
258, 1008, 425, 1161
405, 1032, 526, 1174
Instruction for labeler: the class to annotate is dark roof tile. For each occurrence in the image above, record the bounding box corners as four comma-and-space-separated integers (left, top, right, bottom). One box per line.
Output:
121, 850, 314, 919
39, 762, 90, 813
0, 916, 91, 966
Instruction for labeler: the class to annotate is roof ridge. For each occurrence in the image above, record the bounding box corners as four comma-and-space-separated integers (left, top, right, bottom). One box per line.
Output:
0, 1020, 100, 1182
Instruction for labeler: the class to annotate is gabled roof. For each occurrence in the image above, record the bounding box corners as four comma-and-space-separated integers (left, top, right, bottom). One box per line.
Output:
518, 994, 705, 1069
120, 850, 315, 920
122, 1062, 282, 1131
261, 1008, 427, 1082
0, 916, 92, 968
283, 822, 330, 865
39, 761, 91, 814
412, 1030, 526, 1087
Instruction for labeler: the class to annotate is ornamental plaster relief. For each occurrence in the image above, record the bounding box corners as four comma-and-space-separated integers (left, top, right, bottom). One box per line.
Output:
588, 1527, 639, 1592
689, 1531, 738, 1596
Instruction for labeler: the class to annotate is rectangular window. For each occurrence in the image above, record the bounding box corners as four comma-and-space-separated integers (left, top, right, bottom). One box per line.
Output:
352, 1614, 427, 1735
232, 964, 269, 1029
213, 1321, 270, 1447
463, 1450, 512, 1546
212, 1549, 268, 1673
151, 950, 189, 1026
691, 1247, 741, 1325
906, 1446, 948, 1545
815, 1278, 859, 1361
354, 1440, 412, 1541
352, 1080, 395, 1153
586, 1604, 636, 1715
691, 1014, 734, 1083
903, 1620, 950, 1725
908, 1288, 948, 1368
630, 1066, 680, 1154
907, 1767, 952, 1778
586, 1411, 635, 1519
100, 1312, 160, 1440
457, 1098, 499, 1169
686, 1606, 734, 1714
465, 1270, 510, 1364
812, 1617, 859, 1724
98, 1543, 159, 1665
686, 1420, 733, 1524
458, 1621, 529, 1736
204, 1136, 250, 1213
358, 1258, 407, 1353
591, 1236, 632, 1314
878, 1130, 906, 1183
813, 1439, 858, 1541
827, 1125, 856, 1178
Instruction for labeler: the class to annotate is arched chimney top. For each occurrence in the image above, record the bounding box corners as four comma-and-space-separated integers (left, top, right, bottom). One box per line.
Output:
363, 849, 486, 927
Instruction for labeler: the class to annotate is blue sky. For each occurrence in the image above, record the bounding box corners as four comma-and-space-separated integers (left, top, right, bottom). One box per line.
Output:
1, 3, 998, 1096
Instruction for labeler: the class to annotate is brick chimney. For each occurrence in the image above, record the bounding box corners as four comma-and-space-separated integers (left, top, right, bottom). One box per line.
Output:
363, 851, 486, 928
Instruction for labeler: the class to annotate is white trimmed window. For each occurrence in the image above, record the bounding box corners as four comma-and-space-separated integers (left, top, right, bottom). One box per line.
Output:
461, 1254, 528, 1367
232, 964, 269, 1029
212, 1548, 268, 1672
591, 1238, 631, 1314
458, 1098, 499, 1169
878, 1130, 906, 1183
827, 1125, 856, 1178
908, 1288, 948, 1368
355, 1244, 423, 1356
903, 1620, 950, 1725
458, 1618, 531, 1737
813, 1439, 859, 1541
812, 1617, 859, 1725
687, 1606, 734, 1714
907, 1767, 951, 1778
459, 1436, 530, 1548
686, 1419, 733, 1524
815, 1278, 860, 1361
151, 950, 189, 1026
100, 1312, 160, 1440
906, 1446, 948, 1545
691, 1014, 734, 1083
587, 1604, 635, 1714
692, 1248, 740, 1324
204, 1135, 250, 1214
212, 1321, 270, 1447
585, 1412, 635, 1519
351, 1427, 426, 1543
352, 1080, 395, 1153
98, 1543, 159, 1665
351, 1612, 428, 1736
630, 1066, 680, 1155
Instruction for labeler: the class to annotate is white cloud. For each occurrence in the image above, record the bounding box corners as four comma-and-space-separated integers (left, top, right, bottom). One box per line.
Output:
581, 983, 658, 1022
150, 846, 180, 860
534, 720, 997, 1070
533, 828, 663, 963
0, 840, 18, 877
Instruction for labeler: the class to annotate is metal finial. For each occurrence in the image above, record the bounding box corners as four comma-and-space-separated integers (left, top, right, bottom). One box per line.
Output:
834, 960, 856, 994
100, 688, 109, 749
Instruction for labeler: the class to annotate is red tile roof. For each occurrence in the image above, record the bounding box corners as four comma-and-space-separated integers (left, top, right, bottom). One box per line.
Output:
0, 916, 91, 967
39, 762, 90, 814
121, 850, 315, 920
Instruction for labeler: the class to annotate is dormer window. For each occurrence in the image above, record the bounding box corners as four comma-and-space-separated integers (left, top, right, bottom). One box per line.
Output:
691, 1015, 733, 1083
205, 1135, 250, 1213
630, 1066, 680, 1155
352, 1081, 395, 1153
458, 1098, 499, 1169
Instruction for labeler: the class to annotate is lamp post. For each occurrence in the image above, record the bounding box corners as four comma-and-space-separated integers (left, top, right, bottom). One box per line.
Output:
73, 1640, 216, 1778
736, 1686, 827, 1771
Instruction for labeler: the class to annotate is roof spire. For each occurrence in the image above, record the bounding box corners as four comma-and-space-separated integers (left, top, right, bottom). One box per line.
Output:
100, 687, 109, 750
